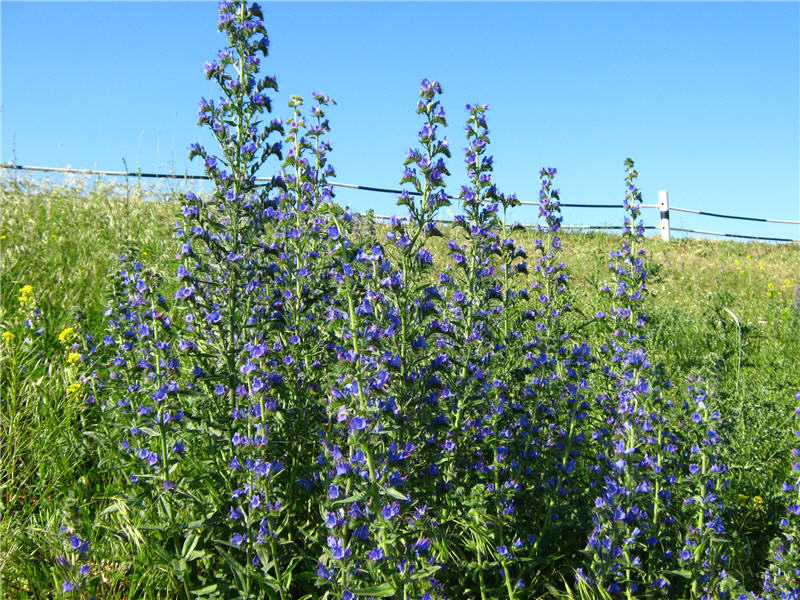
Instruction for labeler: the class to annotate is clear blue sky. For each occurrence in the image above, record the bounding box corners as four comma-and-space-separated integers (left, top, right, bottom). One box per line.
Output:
2, 1, 798, 241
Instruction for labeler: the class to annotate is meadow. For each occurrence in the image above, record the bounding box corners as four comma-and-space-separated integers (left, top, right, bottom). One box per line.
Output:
2, 174, 798, 599
2, 2, 800, 599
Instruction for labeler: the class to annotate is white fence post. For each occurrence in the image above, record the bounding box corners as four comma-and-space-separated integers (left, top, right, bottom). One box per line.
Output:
658, 190, 671, 242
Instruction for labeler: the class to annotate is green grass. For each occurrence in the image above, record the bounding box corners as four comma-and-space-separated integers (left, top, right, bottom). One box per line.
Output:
1, 176, 799, 597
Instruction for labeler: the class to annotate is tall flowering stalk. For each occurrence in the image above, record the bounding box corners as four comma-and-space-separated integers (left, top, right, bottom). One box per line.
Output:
314, 211, 443, 598
90, 249, 204, 597
176, 2, 296, 594
675, 376, 730, 599
581, 159, 679, 597
100, 253, 184, 490
181, 0, 283, 414
515, 168, 593, 589
312, 80, 451, 600
390, 78, 450, 377
267, 92, 339, 522
427, 102, 530, 599
387, 79, 451, 478
760, 391, 800, 599
448, 103, 503, 435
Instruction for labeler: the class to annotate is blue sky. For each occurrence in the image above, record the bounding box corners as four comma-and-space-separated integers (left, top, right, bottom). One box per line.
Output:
2, 1, 798, 241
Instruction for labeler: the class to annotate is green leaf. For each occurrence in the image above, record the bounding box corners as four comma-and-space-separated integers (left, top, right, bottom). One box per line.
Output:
352, 583, 396, 596
384, 487, 409, 501
170, 557, 187, 576
215, 546, 249, 591
333, 492, 369, 506
190, 583, 219, 596
181, 532, 201, 560
664, 568, 693, 580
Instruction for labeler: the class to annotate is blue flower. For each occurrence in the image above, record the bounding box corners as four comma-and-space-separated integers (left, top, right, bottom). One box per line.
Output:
381, 502, 400, 520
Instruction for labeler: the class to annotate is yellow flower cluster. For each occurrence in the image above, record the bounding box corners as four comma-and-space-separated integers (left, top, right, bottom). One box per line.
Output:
67, 352, 82, 366
737, 493, 765, 510
1, 331, 14, 344
66, 381, 84, 399
58, 327, 76, 345
733, 254, 768, 275
18, 285, 35, 309
765, 278, 795, 299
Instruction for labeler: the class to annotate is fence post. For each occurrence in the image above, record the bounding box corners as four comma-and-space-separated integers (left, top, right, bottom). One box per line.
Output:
658, 190, 671, 242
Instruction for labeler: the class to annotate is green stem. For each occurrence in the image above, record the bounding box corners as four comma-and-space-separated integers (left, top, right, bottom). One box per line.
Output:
476, 545, 488, 600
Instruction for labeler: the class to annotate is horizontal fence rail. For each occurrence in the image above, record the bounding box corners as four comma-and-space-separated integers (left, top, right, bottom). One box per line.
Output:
669, 227, 797, 243
670, 206, 798, 225
0, 163, 618, 209
2, 163, 797, 243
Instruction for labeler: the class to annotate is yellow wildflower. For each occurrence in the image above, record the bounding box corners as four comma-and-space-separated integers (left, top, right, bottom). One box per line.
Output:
752, 495, 764, 509
1, 331, 14, 344
18, 285, 35, 308
67, 382, 84, 399
67, 352, 82, 366
58, 327, 76, 344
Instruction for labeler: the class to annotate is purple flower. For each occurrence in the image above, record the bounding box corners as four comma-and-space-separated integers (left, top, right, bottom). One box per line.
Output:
348, 416, 367, 434
327, 535, 349, 560
381, 502, 400, 520
69, 536, 89, 553
203, 60, 218, 76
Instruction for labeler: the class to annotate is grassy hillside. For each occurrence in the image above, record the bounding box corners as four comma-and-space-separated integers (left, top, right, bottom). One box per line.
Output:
3, 176, 797, 334
1, 176, 799, 597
